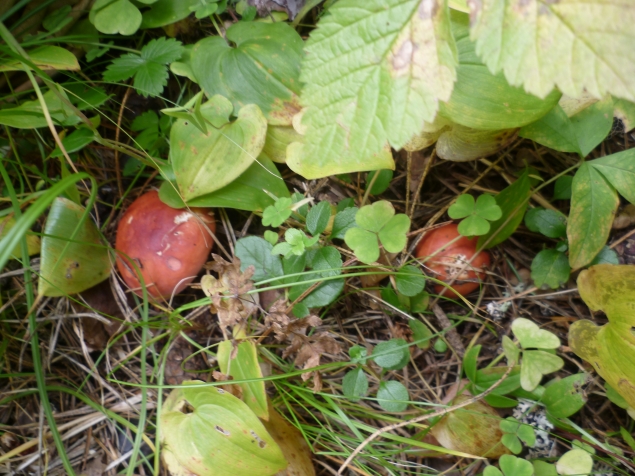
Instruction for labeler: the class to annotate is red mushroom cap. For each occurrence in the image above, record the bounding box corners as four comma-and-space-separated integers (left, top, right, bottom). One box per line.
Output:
416, 223, 490, 298
115, 191, 215, 299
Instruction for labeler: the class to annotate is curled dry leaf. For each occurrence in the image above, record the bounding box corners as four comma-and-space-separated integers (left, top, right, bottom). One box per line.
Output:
201, 255, 258, 331
266, 299, 341, 392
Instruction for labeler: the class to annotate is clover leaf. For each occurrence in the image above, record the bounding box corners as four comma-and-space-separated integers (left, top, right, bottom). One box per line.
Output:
344, 201, 410, 264
271, 228, 319, 258
448, 194, 502, 237
103, 37, 184, 97
262, 197, 293, 227
500, 417, 536, 454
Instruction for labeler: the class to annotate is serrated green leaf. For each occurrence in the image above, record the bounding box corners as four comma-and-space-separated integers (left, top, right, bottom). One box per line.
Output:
160, 381, 287, 476
524, 208, 567, 239
478, 169, 531, 249
306, 201, 332, 236
569, 265, 635, 408
191, 22, 303, 125
556, 449, 593, 476
372, 339, 410, 370
235, 236, 283, 282
103, 37, 183, 96
469, 0, 635, 102
342, 368, 369, 402
567, 163, 618, 269
295, 0, 457, 178
590, 148, 635, 204
531, 249, 570, 289
39, 198, 110, 296
395, 265, 426, 297
218, 340, 268, 420
440, 10, 560, 130
378, 214, 410, 253
521, 350, 564, 391
377, 380, 409, 412
171, 99, 267, 201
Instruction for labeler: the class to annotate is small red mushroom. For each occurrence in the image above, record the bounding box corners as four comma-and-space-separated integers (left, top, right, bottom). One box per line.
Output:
115, 191, 215, 299
416, 223, 490, 298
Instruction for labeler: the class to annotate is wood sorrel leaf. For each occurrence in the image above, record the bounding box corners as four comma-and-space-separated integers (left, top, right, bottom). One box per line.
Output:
160, 381, 287, 476
520, 350, 564, 391
170, 97, 267, 201
511, 318, 560, 349
469, 0, 635, 102
39, 198, 110, 297
293, 0, 457, 178
569, 264, 635, 408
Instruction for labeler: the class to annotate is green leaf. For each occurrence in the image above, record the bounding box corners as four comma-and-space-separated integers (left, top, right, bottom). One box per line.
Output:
39, 198, 110, 297
0, 88, 80, 129
262, 197, 293, 228
531, 249, 571, 289
519, 98, 613, 157
264, 230, 278, 246
500, 434, 522, 454
0, 216, 41, 260
288, 246, 344, 308
342, 368, 369, 402
533, 461, 558, 476
463, 345, 481, 383
435, 122, 518, 162
553, 176, 573, 200
345, 201, 410, 264
502, 336, 520, 365
589, 148, 635, 204
140, 0, 201, 28
295, 0, 457, 178
217, 340, 268, 420
469, 0, 635, 102
372, 339, 410, 370
331, 207, 358, 240
160, 381, 287, 476
90, 0, 142, 35
191, 22, 303, 125
512, 318, 561, 350
235, 236, 283, 282
569, 265, 635, 408
0, 46, 79, 72
377, 380, 409, 412
614, 98, 635, 132
261, 125, 303, 164
349, 345, 369, 365
589, 245, 619, 266
409, 320, 432, 350
395, 265, 426, 297
498, 454, 533, 476
500, 417, 536, 449
440, 10, 560, 130
306, 201, 332, 236
433, 338, 448, 353
556, 449, 593, 476
457, 215, 490, 237
50, 128, 95, 158
103, 37, 183, 97
541, 373, 587, 418
366, 170, 394, 195
567, 163, 618, 269
448, 194, 476, 219
483, 467, 503, 476
170, 98, 267, 201
478, 169, 531, 249
521, 350, 564, 391
524, 208, 567, 239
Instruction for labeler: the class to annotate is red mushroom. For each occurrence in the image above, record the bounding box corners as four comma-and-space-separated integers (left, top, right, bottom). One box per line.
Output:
416, 223, 490, 298
115, 191, 215, 299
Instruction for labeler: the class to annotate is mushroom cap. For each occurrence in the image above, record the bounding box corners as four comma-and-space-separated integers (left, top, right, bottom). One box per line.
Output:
115, 191, 215, 299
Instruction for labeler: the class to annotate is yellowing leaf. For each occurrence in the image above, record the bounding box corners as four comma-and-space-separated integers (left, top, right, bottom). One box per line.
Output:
468, 0, 635, 101
436, 124, 517, 162
0, 46, 79, 72
0, 216, 40, 259
569, 265, 635, 408
294, 0, 457, 178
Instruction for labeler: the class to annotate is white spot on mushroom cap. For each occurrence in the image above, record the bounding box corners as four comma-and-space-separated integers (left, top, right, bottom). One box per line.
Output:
174, 212, 193, 224
127, 216, 134, 224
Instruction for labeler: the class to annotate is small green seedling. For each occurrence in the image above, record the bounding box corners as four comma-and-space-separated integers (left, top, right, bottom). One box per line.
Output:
271, 228, 319, 258
509, 318, 563, 391
448, 194, 502, 236
499, 417, 536, 454
262, 197, 294, 227
484, 454, 533, 476
344, 200, 410, 264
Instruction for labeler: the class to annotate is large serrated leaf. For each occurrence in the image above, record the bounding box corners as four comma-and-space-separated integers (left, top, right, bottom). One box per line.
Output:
191, 22, 303, 125
569, 265, 635, 408
160, 381, 287, 476
39, 198, 110, 297
468, 0, 635, 102
294, 0, 457, 178
170, 97, 267, 201
440, 11, 560, 130
567, 163, 618, 269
